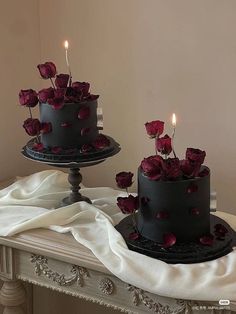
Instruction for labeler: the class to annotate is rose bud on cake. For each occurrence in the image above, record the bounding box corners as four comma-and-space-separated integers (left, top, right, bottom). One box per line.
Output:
40, 122, 52, 134
23, 118, 41, 136
48, 89, 65, 110
162, 158, 181, 180
117, 195, 139, 214
55, 74, 70, 89
145, 120, 164, 138
38, 87, 54, 103
116, 172, 134, 189
140, 155, 163, 180
37, 62, 57, 79
186, 148, 206, 164
72, 82, 90, 97
156, 134, 172, 155
19, 89, 38, 108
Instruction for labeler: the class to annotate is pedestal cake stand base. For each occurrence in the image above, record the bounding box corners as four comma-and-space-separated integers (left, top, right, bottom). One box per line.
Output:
22, 136, 120, 206
116, 214, 236, 264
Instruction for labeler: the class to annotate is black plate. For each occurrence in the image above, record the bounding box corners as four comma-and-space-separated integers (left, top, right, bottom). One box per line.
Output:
116, 214, 236, 264
22, 135, 120, 165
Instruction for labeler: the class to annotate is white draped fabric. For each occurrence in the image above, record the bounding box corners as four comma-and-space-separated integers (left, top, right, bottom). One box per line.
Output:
0, 170, 235, 301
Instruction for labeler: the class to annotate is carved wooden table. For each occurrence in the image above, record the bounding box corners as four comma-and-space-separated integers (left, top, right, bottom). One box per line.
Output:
0, 229, 235, 314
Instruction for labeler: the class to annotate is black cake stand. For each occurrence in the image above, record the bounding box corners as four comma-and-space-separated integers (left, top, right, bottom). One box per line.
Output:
22, 136, 120, 206
116, 214, 236, 264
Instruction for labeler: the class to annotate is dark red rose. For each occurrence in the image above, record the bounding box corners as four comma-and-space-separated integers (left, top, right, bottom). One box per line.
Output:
140, 155, 163, 180
33, 142, 44, 152
38, 87, 54, 103
80, 144, 93, 153
156, 211, 169, 219
186, 148, 206, 165
163, 233, 176, 248
64, 87, 78, 102
72, 81, 90, 96
180, 159, 196, 177
78, 106, 90, 119
93, 134, 110, 149
23, 118, 41, 136
48, 89, 65, 109
214, 224, 228, 238
81, 127, 91, 136
145, 120, 164, 138
19, 89, 38, 107
162, 158, 181, 180
156, 134, 172, 155
55, 74, 70, 88
51, 146, 62, 154
37, 62, 57, 79
117, 195, 139, 214
115, 171, 134, 189
199, 234, 214, 246
41, 122, 52, 134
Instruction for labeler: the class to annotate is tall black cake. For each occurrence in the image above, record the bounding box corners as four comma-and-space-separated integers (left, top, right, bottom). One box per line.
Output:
39, 100, 98, 149
115, 119, 235, 263
137, 166, 210, 243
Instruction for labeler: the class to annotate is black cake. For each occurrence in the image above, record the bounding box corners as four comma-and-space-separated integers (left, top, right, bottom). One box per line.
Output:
137, 166, 210, 243
115, 119, 235, 263
39, 99, 98, 149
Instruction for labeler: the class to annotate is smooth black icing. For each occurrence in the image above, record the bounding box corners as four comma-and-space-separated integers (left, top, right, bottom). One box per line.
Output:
40, 100, 98, 149
137, 166, 210, 243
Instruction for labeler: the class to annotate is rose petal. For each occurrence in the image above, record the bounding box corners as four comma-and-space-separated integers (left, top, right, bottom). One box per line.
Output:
163, 233, 176, 248
80, 144, 93, 153
199, 234, 214, 246
156, 211, 169, 219
190, 208, 200, 215
128, 232, 140, 241
61, 122, 72, 128
51, 146, 62, 154
81, 127, 91, 136
33, 143, 44, 152
187, 183, 198, 194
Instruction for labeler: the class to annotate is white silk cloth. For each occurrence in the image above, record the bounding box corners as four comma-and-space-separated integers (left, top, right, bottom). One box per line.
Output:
0, 170, 235, 301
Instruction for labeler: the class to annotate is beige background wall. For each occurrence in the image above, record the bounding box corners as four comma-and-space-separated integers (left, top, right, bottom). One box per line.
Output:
0, 0, 48, 181
1, 1, 236, 313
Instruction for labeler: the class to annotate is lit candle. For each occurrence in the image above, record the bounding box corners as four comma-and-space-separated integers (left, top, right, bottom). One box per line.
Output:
171, 113, 177, 158
64, 40, 72, 84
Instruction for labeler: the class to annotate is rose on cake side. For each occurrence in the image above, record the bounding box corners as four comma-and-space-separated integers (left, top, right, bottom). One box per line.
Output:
115, 118, 227, 249
19, 61, 110, 155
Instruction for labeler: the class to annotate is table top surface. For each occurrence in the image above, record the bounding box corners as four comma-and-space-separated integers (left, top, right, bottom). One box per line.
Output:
0, 228, 109, 274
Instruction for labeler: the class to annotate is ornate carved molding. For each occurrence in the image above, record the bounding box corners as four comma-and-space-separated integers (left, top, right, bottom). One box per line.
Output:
30, 254, 89, 287
98, 277, 114, 295
127, 285, 193, 314
0, 246, 14, 280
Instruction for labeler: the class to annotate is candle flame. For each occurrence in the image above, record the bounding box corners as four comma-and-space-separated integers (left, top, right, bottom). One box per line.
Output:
172, 113, 177, 127
64, 40, 69, 49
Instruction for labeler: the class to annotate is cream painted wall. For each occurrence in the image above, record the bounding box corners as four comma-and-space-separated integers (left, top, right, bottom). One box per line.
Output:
0, 0, 48, 181
39, 0, 236, 214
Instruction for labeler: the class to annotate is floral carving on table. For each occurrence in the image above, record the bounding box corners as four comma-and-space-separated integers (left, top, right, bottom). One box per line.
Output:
30, 254, 89, 287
